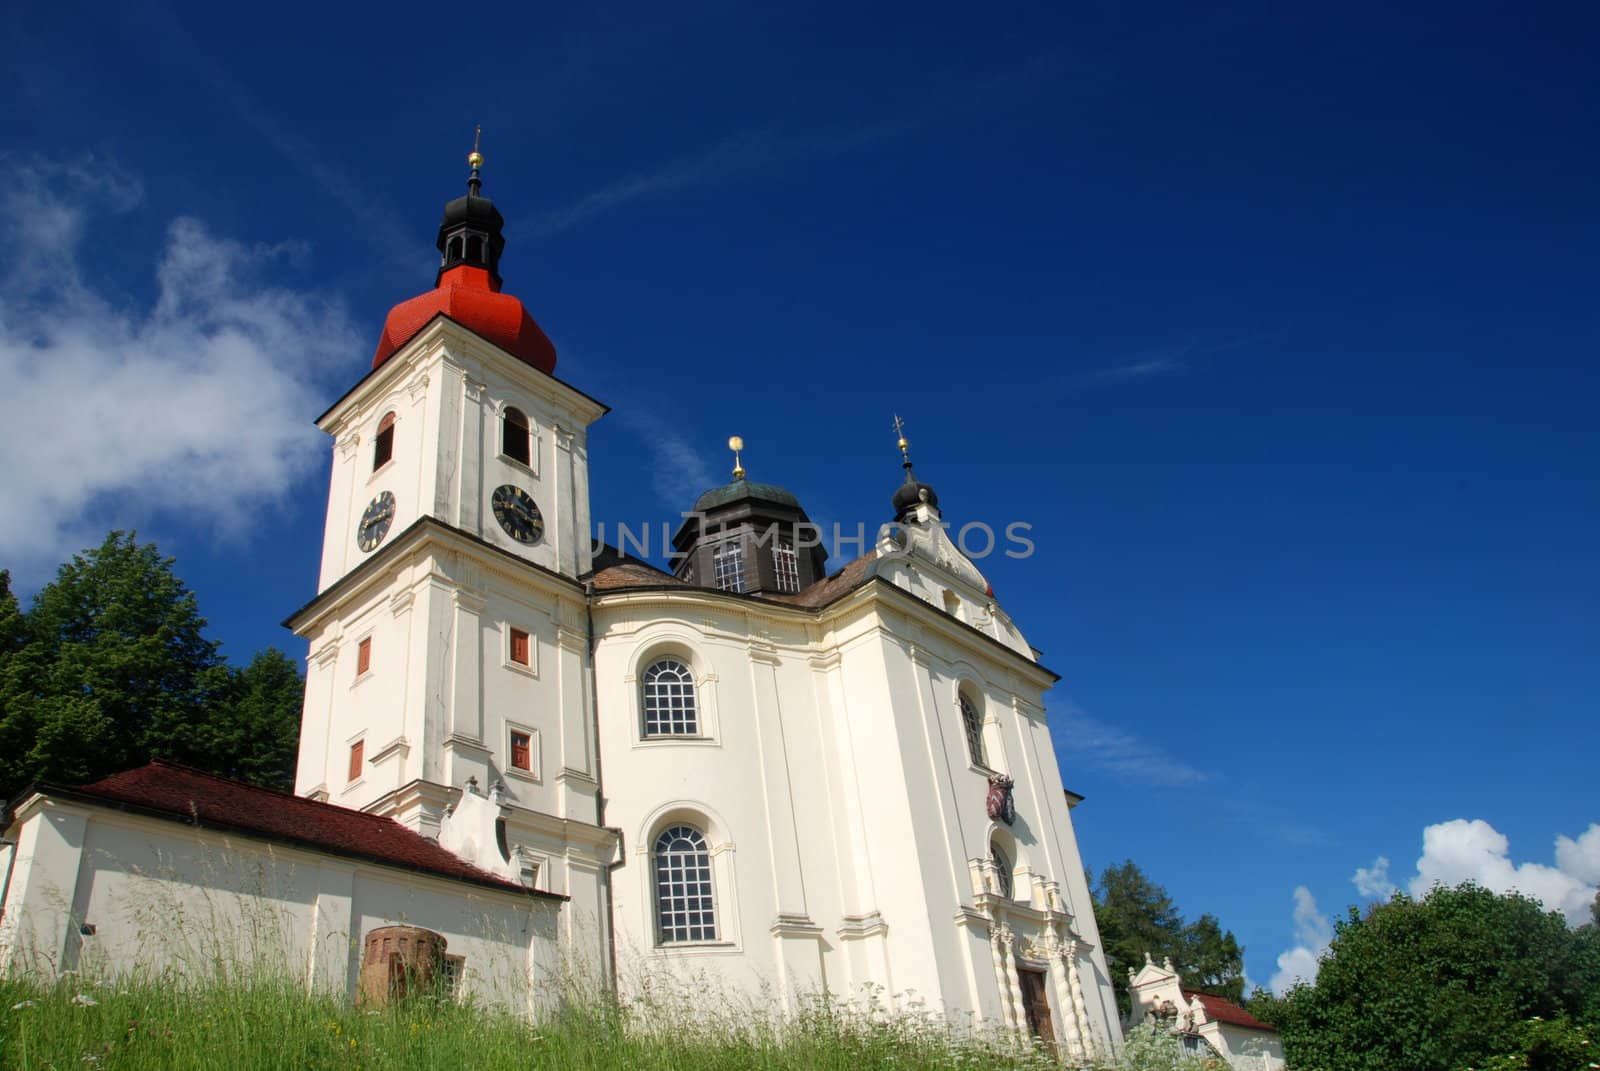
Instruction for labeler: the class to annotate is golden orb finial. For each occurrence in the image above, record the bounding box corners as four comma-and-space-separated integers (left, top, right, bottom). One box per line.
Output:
728, 435, 746, 480
893, 415, 914, 467
466, 125, 485, 196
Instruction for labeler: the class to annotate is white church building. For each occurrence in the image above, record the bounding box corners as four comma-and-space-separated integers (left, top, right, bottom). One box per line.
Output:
1, 152, 1122, 1059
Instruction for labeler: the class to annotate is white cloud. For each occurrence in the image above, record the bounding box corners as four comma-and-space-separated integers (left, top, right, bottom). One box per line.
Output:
1052, 704, 1210, 788
0, 157, 358, 583
1268, 885, 1330, 995
1352, 855, 1396, 900
1407, 818, 1598, 926
1555, 824, 1600, 886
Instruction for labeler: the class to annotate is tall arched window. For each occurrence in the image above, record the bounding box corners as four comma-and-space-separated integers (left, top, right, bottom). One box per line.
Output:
654, 825, 716, 943
642, 659, 697, 736
959, 693, 986, 768
991, 840, 1014, 899
502, 407, 531, 465
372, 412, 395, 471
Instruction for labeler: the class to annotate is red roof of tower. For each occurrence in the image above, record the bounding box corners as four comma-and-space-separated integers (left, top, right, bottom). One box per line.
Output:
372, 264, 556, 373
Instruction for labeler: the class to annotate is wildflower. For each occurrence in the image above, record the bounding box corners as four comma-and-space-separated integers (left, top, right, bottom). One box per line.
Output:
72, 993, 99, 1006
12, 1000, 36, 1010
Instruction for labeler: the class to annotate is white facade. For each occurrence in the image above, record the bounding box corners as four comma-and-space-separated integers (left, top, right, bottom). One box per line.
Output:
1129, 957, 1286, 1070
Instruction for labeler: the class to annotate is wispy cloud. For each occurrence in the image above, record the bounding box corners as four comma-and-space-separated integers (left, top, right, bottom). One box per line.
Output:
1070, 331, 1280, 393
0, 156, 358, 586
1052, 704, 1210, 788
1269, 886, 1331, 995
527, 48, 1099, 239
610, 410, 719, 516
134, 0, 417, 271
1089, 353, 1188, 383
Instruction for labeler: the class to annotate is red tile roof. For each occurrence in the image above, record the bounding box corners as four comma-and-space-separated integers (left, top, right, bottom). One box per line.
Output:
1184, 990, 1277, 1032
42, 762, 555, 899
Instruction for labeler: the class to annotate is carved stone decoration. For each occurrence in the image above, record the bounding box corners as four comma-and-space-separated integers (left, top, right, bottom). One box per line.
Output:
986, 773, 1017, 825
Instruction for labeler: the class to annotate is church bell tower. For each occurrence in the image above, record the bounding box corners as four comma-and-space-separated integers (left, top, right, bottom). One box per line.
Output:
287, 145, 614, 925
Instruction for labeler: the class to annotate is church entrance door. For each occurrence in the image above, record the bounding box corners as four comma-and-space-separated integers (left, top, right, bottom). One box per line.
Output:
1017, 967, 1055, 1042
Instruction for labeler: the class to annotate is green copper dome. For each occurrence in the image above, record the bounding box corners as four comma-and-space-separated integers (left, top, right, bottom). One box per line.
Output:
693, 478, 801, 513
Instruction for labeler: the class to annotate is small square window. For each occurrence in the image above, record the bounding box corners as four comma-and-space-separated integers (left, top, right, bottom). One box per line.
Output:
510, 730, 532, 772
356, 636, 372, 677
509, 627, 530, 666
440, 955, 465, 998
348, 740, 365, 783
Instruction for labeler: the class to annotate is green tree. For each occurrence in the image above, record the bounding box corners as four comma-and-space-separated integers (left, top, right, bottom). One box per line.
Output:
0, 533, 303, 800
1091, 861, 1246, 1010
203, 648, 304, 790
1266, 883, 1600, 1071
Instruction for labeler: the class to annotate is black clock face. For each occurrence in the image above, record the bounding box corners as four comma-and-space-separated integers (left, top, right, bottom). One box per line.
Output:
357, 491, 396, 552
492, 484, 544, 545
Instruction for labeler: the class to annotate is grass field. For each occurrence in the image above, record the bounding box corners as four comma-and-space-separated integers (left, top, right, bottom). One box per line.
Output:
0, 974, 1088, 1071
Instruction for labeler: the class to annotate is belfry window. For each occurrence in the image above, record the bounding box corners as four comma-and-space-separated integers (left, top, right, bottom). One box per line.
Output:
502, 407, 531, 465
959, 693, 986, 768
373, 412, 395, 471
772, 540, 800, 594
712, 542, 745, 592
654, 825, 716, 943
642, 659, 698, 736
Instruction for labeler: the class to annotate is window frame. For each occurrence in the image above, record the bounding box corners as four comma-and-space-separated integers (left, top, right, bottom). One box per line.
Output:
347, 739, 365, 785
959, 692, 987, 769
772, 539, 800, 593
712, 540, 745, 593
641, 658, 699, 737
990, 839, 1014, 899
652, 824, 718, 945
372, 412, 396, 472
503, 722, 540, 781
501, 406, 532, 467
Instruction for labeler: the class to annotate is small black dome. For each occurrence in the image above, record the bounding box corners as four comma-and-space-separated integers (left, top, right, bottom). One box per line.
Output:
892, 476, 939, 520
439, 194, 504, 232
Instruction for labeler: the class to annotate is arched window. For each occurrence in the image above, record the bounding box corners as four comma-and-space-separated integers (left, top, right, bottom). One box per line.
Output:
466, 235, 484, 262
654, 825, 716, 943
991, 840, 1014, 899
642, 659, 697, 736
502, 407, 531, 465
372, 412, 395, 471
959, 692, 986, 768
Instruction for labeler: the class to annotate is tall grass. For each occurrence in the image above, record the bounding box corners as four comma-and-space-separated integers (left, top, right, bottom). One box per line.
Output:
0, 974, 1075, 1071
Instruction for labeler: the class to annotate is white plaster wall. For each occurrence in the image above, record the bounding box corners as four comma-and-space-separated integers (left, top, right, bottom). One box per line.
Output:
590, 585, 1122, 1055
0, 801, 560, 1012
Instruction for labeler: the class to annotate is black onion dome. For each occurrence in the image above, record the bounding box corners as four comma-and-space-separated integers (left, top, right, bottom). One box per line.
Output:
439, 193, 505, 233
892, 475, 939, 520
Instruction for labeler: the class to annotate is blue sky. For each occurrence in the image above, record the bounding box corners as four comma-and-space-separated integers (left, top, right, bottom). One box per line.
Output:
3, 1, 1597, 991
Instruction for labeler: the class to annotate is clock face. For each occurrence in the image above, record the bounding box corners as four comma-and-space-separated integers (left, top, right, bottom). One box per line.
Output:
357, 491, 396, 552
492, 484, 544, 545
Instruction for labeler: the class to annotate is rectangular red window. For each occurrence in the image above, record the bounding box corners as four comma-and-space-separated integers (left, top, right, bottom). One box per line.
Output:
348, 740, 364, 782
356, 636, 372, 676
510, 731, 531, 771
509, 627, 530, 666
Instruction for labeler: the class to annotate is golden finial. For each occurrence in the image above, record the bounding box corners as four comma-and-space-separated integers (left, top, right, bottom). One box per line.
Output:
893, 414, 912, 463
728, 435, 746, 480
468, 124, 484, 170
